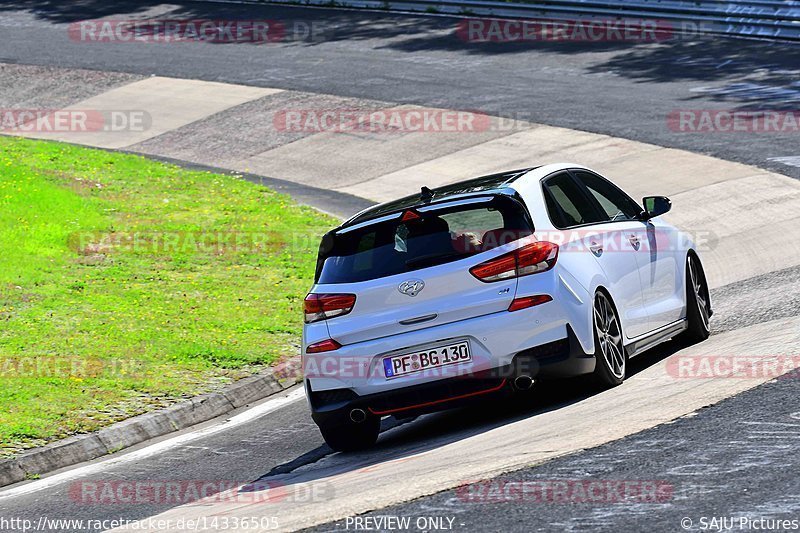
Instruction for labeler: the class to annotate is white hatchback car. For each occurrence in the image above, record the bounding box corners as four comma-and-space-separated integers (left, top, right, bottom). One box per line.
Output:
303, 163, 712, 451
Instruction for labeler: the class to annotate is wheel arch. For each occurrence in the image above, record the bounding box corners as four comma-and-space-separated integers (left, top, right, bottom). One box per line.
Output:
568, 269, 610, 356
576, 282, 621, 357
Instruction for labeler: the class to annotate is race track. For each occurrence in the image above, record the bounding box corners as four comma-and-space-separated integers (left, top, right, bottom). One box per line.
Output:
0, 2, 798, 531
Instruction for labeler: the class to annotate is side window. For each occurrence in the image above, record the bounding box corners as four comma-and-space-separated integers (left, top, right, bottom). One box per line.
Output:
542, 172, 605, 229
573, 171, 642, 222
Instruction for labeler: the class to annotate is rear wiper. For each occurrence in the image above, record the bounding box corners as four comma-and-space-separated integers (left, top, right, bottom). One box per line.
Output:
405, 251, 465, 269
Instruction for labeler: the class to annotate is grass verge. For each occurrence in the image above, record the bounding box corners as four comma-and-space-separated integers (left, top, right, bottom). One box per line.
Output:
0, 136, 334, 457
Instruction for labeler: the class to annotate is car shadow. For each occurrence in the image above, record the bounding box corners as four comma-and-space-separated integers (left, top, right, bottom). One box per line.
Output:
242, 335, 695, 496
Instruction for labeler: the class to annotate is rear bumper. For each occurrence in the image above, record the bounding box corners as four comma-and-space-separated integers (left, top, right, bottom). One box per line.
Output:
308, 326, 594, 425
304, 294, 590, 393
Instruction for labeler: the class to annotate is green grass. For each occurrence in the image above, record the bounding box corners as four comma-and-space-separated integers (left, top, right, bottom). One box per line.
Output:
0, 136, 335, 456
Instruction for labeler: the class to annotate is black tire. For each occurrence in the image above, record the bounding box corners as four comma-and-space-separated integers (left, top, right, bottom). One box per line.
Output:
592, 291, 626, 387
678, 254, 711, 344
318, 415, 380, 452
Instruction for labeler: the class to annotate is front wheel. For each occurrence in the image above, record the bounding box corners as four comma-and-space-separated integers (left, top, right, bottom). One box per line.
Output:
678, 254, 711, 344
318, 415, 380, 452
592, 291, 626, 387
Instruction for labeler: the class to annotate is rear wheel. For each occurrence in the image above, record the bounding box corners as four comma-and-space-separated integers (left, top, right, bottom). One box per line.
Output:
592, 291, 626, 387
318, 415, 380, 452
679, 254, 711, 343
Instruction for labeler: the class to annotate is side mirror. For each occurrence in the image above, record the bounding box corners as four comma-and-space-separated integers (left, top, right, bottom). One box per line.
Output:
640, 196, 671, 219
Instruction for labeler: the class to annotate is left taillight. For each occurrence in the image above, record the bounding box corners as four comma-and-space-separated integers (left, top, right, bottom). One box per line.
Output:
470, 241, 559, 282
304, 293, 356, 324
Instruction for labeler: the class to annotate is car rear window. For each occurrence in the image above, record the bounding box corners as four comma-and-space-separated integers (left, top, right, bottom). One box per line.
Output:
315, 196, 533, 284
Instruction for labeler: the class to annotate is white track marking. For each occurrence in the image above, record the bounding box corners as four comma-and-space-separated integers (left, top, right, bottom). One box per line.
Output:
0, 387, 306, 500
768, 156, 800, 169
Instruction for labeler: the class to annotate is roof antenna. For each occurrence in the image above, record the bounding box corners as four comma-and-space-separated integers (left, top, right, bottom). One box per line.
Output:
420, 186, 434, 202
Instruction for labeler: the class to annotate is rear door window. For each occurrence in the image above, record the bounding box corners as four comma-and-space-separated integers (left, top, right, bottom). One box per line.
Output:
542, 171, 605, 229
316, 196, 533, 284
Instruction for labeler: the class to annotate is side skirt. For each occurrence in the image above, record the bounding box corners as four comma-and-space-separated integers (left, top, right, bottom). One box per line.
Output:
625, 318, 688, 359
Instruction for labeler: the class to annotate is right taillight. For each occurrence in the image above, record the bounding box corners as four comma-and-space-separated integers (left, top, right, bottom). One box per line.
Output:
470, 241, 559, 282
508, 294, 553, 312
304, 293, 356, 324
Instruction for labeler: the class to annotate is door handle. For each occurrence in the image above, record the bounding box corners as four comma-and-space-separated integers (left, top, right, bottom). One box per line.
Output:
589, 241, 603, 256
628, 234, 641, 250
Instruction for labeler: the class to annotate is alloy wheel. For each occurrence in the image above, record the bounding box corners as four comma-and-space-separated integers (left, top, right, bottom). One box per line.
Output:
594, 292, 625, 380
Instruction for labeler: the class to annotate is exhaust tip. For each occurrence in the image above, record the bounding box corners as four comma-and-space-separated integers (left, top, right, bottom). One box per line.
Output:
514, 375, 534, 391
349, 408, 367, 423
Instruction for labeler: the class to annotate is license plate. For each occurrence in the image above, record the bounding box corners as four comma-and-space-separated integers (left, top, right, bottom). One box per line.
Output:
383, 340, 471, 379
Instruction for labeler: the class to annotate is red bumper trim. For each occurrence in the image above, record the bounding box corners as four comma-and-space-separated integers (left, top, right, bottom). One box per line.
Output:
367, 378, 508, 416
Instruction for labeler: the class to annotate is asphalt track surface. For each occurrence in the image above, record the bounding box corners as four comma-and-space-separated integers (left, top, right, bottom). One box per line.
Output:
0, 2, 799, 532
0, 274, 796, 531
313, 374, 800, 533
